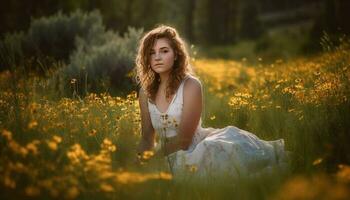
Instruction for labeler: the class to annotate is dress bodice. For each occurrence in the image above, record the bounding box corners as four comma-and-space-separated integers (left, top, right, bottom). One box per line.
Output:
147, 75, 205, 148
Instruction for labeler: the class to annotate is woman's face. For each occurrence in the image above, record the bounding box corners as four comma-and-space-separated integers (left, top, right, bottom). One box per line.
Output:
149, 38, 176, 75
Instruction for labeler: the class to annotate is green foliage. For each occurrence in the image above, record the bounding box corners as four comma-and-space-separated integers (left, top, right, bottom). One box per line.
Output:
193, 0, 240, 44
62, 27, 143, 96
1, 39, 350, 199
0, 32, 25, 70
196, 41, 256, 61
0, 10, 106, 71
240, 2, 264, 39
0, 10, 143, 96
254, 23, 311, 61
25, 9, 105, 61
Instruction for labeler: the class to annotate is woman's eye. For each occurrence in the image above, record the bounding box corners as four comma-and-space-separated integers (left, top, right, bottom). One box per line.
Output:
162, 50, 168, 53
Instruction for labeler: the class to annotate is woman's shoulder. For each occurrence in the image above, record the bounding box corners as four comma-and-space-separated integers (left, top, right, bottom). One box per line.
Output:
184, 74, 202, 86
183, 74, 202, 93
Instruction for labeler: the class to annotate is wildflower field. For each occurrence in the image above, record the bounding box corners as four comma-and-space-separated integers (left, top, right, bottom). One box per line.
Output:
1, 40, 350, 199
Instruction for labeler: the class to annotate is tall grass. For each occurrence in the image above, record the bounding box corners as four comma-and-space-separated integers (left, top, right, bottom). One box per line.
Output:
0, 40, 350, 199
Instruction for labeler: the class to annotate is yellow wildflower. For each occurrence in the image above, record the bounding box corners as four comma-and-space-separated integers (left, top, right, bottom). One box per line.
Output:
25, 186, 40, 197
1, 129, 12, 140
312, 158, 323, 166
142, 150, 154, 160
53, 135, 62, 143
28, 120, 38, 129
65, 186, 79, 199
100, 183, 114, 192
47, 141, 58, 151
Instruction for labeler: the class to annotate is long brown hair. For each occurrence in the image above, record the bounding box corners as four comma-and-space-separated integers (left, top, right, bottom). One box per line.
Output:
135, 25, 193, 102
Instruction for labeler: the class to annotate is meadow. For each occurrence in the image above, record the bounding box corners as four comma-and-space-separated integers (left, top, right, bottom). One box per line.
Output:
1, 39, 350, 199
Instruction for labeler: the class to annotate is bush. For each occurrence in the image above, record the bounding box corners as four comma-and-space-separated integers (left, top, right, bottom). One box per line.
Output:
0, 9, 108, 72
0, 10, 143, 96
25, 9, 106, 62
0, 32, 26, 71
62, 27, 143, 96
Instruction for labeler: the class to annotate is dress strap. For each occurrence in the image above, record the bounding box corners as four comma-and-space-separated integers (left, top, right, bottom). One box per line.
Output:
174, 74, 191, 104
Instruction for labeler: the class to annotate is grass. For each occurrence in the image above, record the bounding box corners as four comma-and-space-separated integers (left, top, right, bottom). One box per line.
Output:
0, 40, 350, 199
196, 20, 314, 64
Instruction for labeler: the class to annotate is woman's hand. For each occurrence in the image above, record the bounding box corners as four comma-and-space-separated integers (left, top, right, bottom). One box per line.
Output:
162, 135, 183, 156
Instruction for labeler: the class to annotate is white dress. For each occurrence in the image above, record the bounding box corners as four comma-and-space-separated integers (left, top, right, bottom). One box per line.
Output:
148, 75, 288, 179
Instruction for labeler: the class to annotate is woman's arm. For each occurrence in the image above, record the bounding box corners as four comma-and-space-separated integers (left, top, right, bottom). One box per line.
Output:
163, 77, 203, 155
137, 88, 156, 154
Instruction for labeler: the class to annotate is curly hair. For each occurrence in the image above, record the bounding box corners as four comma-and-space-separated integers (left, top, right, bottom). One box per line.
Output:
135, 25, 193, 102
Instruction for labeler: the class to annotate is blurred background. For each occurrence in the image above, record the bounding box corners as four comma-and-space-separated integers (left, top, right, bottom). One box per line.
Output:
0, 0, 349, 95
1, 0, 350, 56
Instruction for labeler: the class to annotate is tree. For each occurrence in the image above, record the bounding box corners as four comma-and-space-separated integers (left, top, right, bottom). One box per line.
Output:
240, 1, 264, 39
194, 0, 240, 45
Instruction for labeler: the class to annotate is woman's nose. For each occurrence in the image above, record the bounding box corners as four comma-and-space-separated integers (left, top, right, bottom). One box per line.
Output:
154, 52, 161, 60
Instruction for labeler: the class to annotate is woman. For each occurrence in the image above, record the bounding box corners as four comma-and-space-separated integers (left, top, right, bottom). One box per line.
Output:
135, 25, 288, 179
